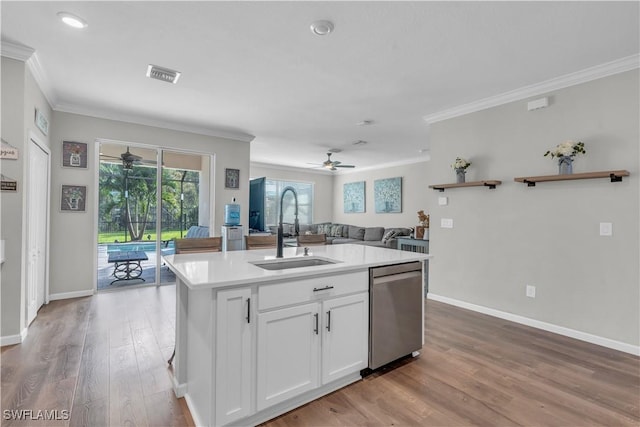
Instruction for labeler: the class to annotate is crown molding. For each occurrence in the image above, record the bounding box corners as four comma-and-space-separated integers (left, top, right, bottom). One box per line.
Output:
0, 40, 34, 61
54, 103, 255, 143
423, 54, 640, 124
26, 52, 56, 108
334, 155, 431, 175
250, 161, 333, 176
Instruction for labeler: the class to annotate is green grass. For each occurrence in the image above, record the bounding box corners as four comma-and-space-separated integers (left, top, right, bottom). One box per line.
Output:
98, 230, 186, 244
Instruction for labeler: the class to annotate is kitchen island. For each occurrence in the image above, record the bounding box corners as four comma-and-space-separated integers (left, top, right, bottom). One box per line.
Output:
164, 243, 430, 427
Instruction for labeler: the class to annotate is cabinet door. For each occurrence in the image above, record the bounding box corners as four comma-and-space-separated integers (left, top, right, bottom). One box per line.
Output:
215, 287, 253, 426
256, 303, 320, 411
322, 293, 369, 385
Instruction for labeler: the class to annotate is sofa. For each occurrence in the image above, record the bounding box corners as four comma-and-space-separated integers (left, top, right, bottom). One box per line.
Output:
271, 223, 411, 249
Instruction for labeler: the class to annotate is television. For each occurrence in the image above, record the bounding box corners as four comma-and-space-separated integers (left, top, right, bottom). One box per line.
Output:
249, 177, 266, 232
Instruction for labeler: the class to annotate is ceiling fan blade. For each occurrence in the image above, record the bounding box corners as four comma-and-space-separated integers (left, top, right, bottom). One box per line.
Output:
334, 164, 355, 168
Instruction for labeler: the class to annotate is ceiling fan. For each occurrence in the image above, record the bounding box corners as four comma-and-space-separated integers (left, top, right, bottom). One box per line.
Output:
313, 152, 356, 171
100, 147, 155, 169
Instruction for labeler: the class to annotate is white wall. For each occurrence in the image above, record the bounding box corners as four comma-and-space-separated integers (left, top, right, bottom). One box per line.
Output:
332, 161, 431, 229
49, 111, 250, 297
0, 57, 52, 338
250, 163, 334, 224
428, 70, 639, 347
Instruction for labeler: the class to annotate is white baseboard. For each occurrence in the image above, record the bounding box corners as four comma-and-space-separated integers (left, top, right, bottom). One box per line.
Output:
48, 289, 94, 301
171, 375, 187, 398
1, 327, 28, 347
184, 393, 204, 427
427, 293, 640, 356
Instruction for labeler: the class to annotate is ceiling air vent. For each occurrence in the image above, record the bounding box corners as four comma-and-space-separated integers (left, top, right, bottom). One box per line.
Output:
146, 64, 181, 84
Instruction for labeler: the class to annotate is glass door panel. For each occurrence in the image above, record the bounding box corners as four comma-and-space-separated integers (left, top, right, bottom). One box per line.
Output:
98, 143, 158, 290
159, 151, 212, 284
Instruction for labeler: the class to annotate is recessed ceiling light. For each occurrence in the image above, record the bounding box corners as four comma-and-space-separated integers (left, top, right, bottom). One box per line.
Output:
57, 12, 88, 29
310, 20, 334, 36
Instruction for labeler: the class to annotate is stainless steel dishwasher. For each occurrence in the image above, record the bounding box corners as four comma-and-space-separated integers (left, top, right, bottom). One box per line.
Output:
369, 261, 423, 370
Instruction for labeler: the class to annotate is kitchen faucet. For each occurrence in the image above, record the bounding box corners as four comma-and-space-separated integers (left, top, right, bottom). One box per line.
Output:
277, 186, 299, 258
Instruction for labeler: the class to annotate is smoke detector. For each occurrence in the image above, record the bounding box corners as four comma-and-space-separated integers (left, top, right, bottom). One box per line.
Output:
146, 65, 181, 84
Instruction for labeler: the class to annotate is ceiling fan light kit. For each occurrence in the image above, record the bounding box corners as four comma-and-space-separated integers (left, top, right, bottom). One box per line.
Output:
57, 12, 88, 29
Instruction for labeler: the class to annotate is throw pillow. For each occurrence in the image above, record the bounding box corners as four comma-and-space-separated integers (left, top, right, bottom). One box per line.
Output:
348, 225, 366, 240
381, 229, 398, 244
363, 227, 385, 241
317, 224, 331, 235
330, 224, 344, 237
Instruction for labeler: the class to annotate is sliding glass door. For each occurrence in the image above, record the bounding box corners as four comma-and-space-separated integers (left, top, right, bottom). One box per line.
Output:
97, 142, 212, 290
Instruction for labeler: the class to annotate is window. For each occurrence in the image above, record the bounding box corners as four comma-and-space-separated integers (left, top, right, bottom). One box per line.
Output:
264, 179, 314, 226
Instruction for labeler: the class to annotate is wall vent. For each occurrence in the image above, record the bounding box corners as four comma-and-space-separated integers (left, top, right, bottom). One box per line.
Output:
146, 64, 181, 84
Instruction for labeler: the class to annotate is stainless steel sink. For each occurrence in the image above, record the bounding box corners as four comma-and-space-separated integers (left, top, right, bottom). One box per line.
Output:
250, 257, 339, 271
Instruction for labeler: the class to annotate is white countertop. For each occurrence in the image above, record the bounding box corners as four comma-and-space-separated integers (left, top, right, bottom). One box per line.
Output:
164, 243, 431, 290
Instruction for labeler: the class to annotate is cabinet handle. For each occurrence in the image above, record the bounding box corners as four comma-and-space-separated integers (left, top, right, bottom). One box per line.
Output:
313, 286, 334, 292
246, 298, 251, 323
326, 310, 331, 332
314, 313, 319, 335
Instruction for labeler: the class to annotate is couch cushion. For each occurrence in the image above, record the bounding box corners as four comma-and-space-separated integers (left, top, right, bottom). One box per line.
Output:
332, 238, 359, 245
363, 227, 385, 241
317, 223, 332, 235
185, 226, 210, 238
348, 225, 365, 240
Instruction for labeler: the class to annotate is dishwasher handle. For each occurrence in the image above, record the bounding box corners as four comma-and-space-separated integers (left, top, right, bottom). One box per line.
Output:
372, 270, 422, 286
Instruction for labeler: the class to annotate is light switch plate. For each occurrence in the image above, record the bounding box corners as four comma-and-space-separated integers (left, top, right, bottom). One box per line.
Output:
441, 218, 453, 228
599, 222, 612, 236
438, 196, 448, 206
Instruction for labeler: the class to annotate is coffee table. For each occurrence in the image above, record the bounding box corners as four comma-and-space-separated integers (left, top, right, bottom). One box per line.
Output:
108, 250, 149, 285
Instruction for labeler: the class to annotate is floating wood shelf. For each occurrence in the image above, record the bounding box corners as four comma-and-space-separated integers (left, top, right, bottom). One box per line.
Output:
514, 170, 630, 187
429, 180, 502, 192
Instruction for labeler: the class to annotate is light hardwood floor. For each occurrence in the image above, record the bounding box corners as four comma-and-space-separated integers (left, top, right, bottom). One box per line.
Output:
2, 285, 638, 426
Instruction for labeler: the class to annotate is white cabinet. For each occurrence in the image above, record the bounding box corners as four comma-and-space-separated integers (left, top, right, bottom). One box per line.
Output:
215, 287, 253, 426
256, 271, 369, 412
256, 303, 320, 411
321, 293, 368, 385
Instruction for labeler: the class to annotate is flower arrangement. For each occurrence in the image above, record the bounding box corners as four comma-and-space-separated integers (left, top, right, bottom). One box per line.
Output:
451, 157, 471, 170
417, 210, 430, 228
544, 140, 585, 159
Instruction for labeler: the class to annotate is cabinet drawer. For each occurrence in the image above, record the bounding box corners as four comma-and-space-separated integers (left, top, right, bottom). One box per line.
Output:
258, 270, 368, 311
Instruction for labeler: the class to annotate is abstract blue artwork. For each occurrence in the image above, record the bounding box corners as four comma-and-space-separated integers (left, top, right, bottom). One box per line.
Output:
374, 177, 402, 213
343, 181, 365, 213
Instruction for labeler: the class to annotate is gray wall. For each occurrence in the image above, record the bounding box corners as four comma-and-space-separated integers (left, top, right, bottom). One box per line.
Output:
428, 70, 639, 346
49, 111, 251, 297
332, 161, 431, 228
250, 163, 334, 224
1, 57, 52, 338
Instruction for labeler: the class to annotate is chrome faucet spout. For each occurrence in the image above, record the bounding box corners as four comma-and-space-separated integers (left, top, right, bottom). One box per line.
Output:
276, 186, 299, 258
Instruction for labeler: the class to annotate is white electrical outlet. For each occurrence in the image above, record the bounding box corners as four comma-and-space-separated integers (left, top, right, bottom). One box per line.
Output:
526, 285, 536, 298
599, 222, 613, 236
441, 218, 453, 228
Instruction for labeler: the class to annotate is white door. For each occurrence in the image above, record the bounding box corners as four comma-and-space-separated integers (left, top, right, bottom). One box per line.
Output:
256, 302, 320, 411
26, 138, 50, 325
215, 287, 253, 426
322, 293, 369, 384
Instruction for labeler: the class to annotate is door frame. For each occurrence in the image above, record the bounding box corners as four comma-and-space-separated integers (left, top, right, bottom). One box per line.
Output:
23, 131, 51, 327
93, 138, 216, 292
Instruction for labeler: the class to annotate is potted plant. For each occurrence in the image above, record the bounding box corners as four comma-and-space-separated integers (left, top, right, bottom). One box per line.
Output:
544, 140, 585, 175
451, 157, 471, 183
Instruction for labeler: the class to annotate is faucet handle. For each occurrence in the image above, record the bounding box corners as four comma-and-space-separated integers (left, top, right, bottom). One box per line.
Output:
304, 247, 310, 256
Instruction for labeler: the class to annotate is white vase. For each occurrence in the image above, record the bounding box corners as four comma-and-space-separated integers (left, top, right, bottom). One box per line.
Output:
70, 152, 81, 167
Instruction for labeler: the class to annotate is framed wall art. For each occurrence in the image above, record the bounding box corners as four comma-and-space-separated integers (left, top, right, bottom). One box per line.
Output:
343, 181, 365, 213
35, 109, 49, 136
225, 168, 240, 189
62, 141, 88, 168
61, 185, 87, 212
374, 177, 402, 213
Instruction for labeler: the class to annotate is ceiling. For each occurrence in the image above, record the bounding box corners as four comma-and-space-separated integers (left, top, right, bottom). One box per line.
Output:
2, 1, 638, 172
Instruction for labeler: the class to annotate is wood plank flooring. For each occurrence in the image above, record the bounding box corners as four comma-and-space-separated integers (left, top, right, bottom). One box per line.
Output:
2, 286, 638, 426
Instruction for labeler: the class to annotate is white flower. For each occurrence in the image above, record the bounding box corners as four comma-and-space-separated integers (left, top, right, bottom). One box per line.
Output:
452, 157, 471, 170
544, 141, 586, 159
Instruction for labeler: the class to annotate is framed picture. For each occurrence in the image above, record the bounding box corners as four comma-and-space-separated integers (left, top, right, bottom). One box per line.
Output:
343, 181, 365, 213
374, 177, 402, 213
225, 168, 240, 189
35, 109, 49, 136
62, 141, 88, 168
61, 185, 87, 212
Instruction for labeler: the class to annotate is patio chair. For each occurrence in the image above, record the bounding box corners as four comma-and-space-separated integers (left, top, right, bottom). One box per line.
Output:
297, 233, 327, 246
245, 235, 277, 250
